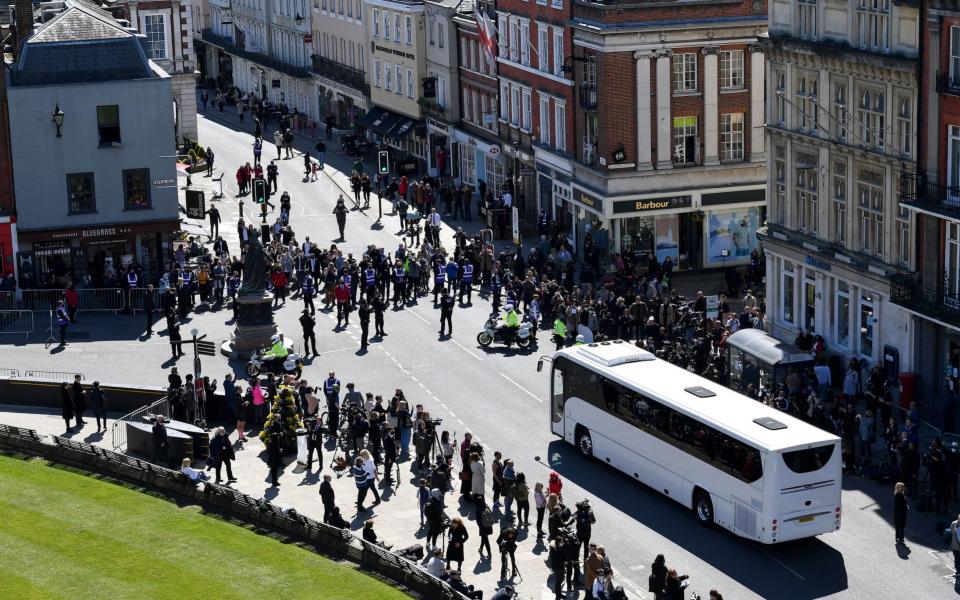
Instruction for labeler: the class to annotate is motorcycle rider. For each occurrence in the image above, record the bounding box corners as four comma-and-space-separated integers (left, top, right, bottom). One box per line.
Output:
261, 334, 289, 373
500, 304, 520, 344
552, 317, 568, 351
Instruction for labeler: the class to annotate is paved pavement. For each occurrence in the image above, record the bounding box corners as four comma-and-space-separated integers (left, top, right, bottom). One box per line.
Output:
1, 110, 958, 600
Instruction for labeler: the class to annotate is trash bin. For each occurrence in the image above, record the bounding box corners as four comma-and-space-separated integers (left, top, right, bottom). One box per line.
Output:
898, 372, 918, 411
295, 428, 308, 464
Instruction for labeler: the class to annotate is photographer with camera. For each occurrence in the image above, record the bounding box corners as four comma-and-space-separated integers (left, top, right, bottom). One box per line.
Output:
305, 415, 323, 471
575, 499, 597, 561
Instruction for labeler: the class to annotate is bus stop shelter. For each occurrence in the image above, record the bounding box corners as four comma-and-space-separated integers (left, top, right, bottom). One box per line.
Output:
726, 329, 814, 395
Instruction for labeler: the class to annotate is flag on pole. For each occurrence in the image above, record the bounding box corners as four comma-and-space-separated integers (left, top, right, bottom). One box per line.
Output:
474, 8, 497, 69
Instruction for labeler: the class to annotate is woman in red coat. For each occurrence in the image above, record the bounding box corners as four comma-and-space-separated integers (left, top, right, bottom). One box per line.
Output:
270, 267, 288, 307
334, 277, 351, 327
236, 166, 246, 194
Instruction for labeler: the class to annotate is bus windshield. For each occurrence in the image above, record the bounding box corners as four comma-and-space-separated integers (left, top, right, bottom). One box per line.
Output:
781, 444, 835, 473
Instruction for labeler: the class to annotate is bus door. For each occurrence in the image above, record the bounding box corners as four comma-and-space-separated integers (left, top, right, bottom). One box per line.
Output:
551, 363, 565, 437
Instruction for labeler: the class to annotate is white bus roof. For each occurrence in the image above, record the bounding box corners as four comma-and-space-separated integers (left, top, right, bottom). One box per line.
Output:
557, 341, 839, 452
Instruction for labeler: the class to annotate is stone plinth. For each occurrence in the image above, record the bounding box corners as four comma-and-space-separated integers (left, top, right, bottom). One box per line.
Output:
221, 292, 278, 359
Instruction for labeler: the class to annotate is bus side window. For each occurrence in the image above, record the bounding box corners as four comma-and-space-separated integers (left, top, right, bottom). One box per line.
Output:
552, 365, 564, 423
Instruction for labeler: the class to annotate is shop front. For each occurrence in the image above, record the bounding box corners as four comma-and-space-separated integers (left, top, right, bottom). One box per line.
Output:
315, 79, 368, 131
16, 221, 180, 288
569, 185, 608, 259
503, 143, 536, 223
426, 117, 450, 178
451, 128, 504, 197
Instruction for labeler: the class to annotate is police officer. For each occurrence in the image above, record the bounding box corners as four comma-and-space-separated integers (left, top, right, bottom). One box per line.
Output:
432, 260, 445, 304
553, 317, 567, 351
228, 271, 240, 320
439, 288, 455, 337
358, 299, 371, 350
490, 267, 503, 315
300, 309, 318, 356
323, 372, 341, 439
363, 262, 378, 300
459, 260, 474, 304
301, 272, 316, 315
372, 292, 387, 337
392, 260, 406, 309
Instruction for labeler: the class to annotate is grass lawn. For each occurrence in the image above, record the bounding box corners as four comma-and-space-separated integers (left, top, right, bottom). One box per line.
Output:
0, 454, 411, 600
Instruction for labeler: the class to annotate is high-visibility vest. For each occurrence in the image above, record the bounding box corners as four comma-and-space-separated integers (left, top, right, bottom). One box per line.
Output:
462, 264, 474, 283
127, 272, 138, 287
324, 378, 339, 395
553, 319, 567, 337
302, 276, 315, 296
342, 274, 352, 287
365, 268, 376, 286
394, 267, 405, 282
434, 268, 445, 284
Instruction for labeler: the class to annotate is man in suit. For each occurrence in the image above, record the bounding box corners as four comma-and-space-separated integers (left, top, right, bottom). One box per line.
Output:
152, 415, 170, 466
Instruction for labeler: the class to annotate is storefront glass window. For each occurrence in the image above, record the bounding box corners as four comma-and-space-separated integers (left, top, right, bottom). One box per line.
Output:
704, 207, 761, 266
782, 262, 795, 324
619, 217, 654, 260
859, 293, 874, 357
836, 281, 850, 348
804, 274, 816, 333
485, 156, 505, 195
123, 169, 151, 210
459, 145, 476, 186
66, 173, 96, 214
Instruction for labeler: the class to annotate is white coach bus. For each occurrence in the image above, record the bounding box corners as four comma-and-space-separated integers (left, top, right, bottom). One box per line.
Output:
539, 340, 842, 543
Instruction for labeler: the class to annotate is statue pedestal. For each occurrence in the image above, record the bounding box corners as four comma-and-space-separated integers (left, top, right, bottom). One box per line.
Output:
221, 292, 279, 359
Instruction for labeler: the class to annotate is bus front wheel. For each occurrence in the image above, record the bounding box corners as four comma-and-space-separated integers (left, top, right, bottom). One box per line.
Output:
575, 428, 593, 459
693, 489, 714, 527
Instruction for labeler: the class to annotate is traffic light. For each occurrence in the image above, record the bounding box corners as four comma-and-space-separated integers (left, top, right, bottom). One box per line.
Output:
378, 150, 390, 175
252, 178, 267, 204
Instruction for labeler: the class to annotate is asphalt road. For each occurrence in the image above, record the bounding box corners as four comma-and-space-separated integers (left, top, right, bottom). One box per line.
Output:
3, 112, 956, 599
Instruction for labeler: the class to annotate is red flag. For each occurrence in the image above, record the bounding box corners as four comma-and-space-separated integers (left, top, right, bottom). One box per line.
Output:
475, 8, 496, 68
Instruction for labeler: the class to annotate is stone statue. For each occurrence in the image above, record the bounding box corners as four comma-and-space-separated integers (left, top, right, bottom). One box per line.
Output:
239, 228, 268, 295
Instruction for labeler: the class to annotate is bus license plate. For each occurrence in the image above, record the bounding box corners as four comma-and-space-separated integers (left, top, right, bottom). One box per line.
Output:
798, 516, 815, 523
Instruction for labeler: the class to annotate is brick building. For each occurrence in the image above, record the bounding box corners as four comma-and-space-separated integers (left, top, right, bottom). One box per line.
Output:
495, 0, 574, 226
568, 0, 767, 268
893, 0, 960, 421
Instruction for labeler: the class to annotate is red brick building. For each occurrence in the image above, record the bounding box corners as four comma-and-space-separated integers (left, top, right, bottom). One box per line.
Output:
494, 0, 575, 225
567, 0, 767, 268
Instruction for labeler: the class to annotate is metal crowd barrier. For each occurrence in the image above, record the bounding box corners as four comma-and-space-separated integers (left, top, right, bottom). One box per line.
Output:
0, 310, 34, 338
0, 368, 20, 377
18, 288, 127, 313
19, 289, 64, 312
129, 288, 160, 313
111, 397, 170, 450
0, 291, 14, 311
22, 370, 86, 382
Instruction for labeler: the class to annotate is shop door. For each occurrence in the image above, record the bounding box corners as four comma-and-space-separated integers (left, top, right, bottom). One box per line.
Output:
804, 275, 817, 333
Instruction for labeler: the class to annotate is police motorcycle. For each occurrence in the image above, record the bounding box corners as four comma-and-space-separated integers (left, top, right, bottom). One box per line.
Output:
245, 336, 303, 378
476, 305, 534, 349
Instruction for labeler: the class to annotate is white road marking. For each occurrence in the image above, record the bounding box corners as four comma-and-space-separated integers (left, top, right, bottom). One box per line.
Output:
404, 307, 432, 326
499, 373, 542, 403
451, 338, 483, 361
417, 382, 425, 388
409, 375, 417, 382
760, 549, 805, 581
315, 345, 359, 356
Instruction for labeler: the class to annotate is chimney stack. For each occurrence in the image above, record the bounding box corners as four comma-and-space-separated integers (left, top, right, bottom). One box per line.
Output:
14, 0, 35, 56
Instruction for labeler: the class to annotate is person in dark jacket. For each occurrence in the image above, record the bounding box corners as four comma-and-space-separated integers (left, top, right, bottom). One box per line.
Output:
475, 499, 493, 560
266, 422, 284, 486
496, 526, 519, 581
650, 554, 668, 600
446, 517, 469, 571
894, 481, 908, 543
425, 488, 444, 549
59, 382, 74, 433
320, 474, 337, 524
152, 415, 170, 466
72, 375, 87, 427
143, 284, 157, 334
168, 319, 184, 358
209, 426, 236, 483
548, 537, 567, 599
664, 569, 688, 600
90, 381, 108, 433
362, 519, 392, 549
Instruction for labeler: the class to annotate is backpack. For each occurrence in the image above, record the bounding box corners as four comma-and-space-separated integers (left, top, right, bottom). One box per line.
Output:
577, 509, 593, 529
480, 508, 495, 529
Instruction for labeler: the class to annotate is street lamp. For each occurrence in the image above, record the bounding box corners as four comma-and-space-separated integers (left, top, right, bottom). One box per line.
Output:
51, 104, 64, 137
295, 13, 303, 25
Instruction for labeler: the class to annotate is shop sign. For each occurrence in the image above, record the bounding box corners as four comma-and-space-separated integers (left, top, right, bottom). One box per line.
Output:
612, 195, 692, 214
613, 148, 627, 163
706, 295, 719, 319
487, 146, 501, 156
303, 34, 313, 44
804, 255, 832, 271
152, 177, 175, 186
607, 162, 636, 171
512, 207, 520, 246
32, 240, 71, 257
701, 188, 765, 206
573, 188, 602, 211
374, 45, 415, 60
49, 226, 134, 241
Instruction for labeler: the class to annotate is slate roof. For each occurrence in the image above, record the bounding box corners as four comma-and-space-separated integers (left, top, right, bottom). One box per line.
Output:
12, 3, 155, 86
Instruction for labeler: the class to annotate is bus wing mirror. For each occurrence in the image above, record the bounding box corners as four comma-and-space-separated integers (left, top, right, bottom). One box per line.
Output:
537, 359, 544, 373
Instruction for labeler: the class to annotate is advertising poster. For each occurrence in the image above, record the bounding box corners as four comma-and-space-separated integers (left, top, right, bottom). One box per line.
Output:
655, 215, 680, 265
705, 207, 760, 266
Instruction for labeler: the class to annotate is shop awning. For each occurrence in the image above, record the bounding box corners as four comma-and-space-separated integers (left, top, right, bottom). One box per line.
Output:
389, 118, 416, 139
726, 329, 813, 367
358, 107, 402, 137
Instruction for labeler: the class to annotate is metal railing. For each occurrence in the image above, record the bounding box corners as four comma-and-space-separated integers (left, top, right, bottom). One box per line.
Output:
0, 291, 14, 310
311, 55, 370, 94
890, 272, 960, 331
23, 370, 86, 381
17, 288, 127, 313
899, 172, 960, 220
937, 71, 960, 97
111, 397, 170, 450
579, 85, 598, 109
0, 368, 19, 377
0, 310, 34, 339
201, 29, 311, 79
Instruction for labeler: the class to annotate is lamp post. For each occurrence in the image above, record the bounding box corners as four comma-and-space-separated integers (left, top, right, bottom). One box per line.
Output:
51, 104, 64, 137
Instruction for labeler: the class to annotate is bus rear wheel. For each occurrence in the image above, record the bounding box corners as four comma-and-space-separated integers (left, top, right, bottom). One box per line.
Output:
693, 489, 714, 527
576, 428, 593, 459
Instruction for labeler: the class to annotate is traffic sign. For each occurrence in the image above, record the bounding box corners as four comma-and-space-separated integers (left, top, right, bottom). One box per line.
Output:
196, 340, 217, 356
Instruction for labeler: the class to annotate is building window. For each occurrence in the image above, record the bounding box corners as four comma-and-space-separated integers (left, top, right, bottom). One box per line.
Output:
539, 96, 551, 145
952, 27, 960, 81
551, 0, 562, 7
437, 76, 447, 108
797, 0, 817, 40
383, 12, 390, 41
510, 85, 520, 126
773, 145, 786, 225
836, 281, 850, 348
538, 26, 549, 73
406, 67, 413, 97
950, 126, 960, 192
509, 17, 520, 62
720, 113, 744, 161
373, 59, 381, 87
856, 0, 890, 52
373, 9, 379, 36
396, 65, 402, 95
583, 113, 598, 166
858, 88, 885, 150
123, 168, 151, 209
774, 70, 786, 126
895, 205, 910, 267
460, 144, 476, 186
394, 15, 401, 43
555, 102, 566, 152
500, 80, 509, 120
673, 116, 698, 164
143, 13, 167, 60
97, 105, 121, 145
832, 160, 847, 245
521, 89, 532, 131
463, 88, 473, 124
356, 0, 361, 21
795, 74, 818, 134
948, 223, 960, 303
66, 172, 96, 214
859, 293, 875, 357
438, 22, 444, 48
795, 152, 819, 235
672, 53, 697, 92
857, 166, 885, 258
520, 20, 530, 66
485, 155, 505, 194
719, 50, 744, 89
553, 27, 564, 77
429, 19, 435, 45
782, 261, 795, 324
385, 61, 392, 91
405, 15, 412, 45
897, 96, 912, 156
834, 81, 847, 141
497, 13, 508, 59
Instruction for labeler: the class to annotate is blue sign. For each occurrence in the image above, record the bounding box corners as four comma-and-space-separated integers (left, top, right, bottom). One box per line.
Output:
804, 256, 831, 271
